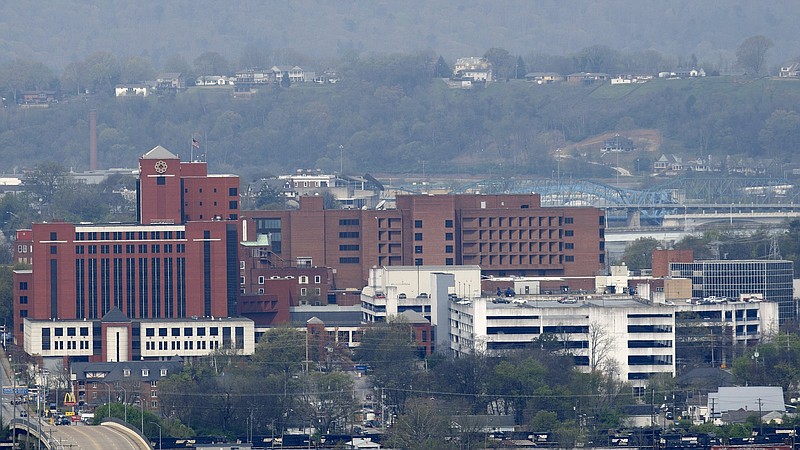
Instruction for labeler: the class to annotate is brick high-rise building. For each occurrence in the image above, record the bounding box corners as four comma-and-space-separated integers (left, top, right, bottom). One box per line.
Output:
13, 146, 242, 356
241, 193, 606, 291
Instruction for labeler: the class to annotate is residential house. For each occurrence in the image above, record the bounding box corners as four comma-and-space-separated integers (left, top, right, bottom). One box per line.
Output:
653, 154, 683, 173
600, 134, 635, 153
566, 72, 610, 84
271, 66, 312, 84
779, 62, 800, 78
71, 357, 184, 412
453, 57, 493, 83
611, 74, 652, 84
114, 84, 149, 97
234, 68, 276, 95
19, 91, 57, 107
729, 158, 770, 176
313, 68, 340, 84
155, 73, 184, 90
196, 76, 234, 86
525, 72, 563, 84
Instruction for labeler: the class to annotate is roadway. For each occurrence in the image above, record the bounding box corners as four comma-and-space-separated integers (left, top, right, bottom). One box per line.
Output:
46, 422, 149, 450
0, 344, 148, 449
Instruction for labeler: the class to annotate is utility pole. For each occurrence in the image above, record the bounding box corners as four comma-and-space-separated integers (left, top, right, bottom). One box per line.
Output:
757, 398, 763, 438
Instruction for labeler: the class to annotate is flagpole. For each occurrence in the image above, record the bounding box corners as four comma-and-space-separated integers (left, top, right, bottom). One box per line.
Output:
190, 137, 194, 161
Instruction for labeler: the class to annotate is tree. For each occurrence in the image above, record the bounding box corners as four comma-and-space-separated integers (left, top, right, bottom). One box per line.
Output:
385, 398, 455, 450
304, 371, 355, 435
736, 35, 773, 76
588, 322, 616, 374
759, 110, 800, 160
353, 320, 420, 414
484, 48, 514, 80
193, 51, 231, 76
434, 55, 450, 78
121, 56, 156, 83
23, 161, 68, 212
83, 51, 122, 94
621, 237, 660, 271
515, 56, 527, 79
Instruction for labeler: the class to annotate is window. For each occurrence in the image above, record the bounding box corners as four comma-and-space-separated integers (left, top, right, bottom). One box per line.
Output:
160, 368, 168, 377
229, 201, 238, 210
314, 276, 321, 284
339, 244, 359, 251
564, 217, 574, 224
151, 390, 158, 398
414, 258, 423, 266
157, 177, 165, 185
564, 243, 574, 249
414, 220, 423, 228
445, 245, 453, 253
146, 328, 155, 337
301, 288, 307, 296
445, 232, 453, 241
414, 246, 423, 254
258, 276, 265, 284
142, 369, 150, 377
19, 282, 28, 290
564, 230, 574, 237
338, 219, 360, 226
339, 257, 360, 264
19, 296, 27, 304
445, 258, 454, 265
339, 232, 359, 238
229, 187, 238, 196
299, 276, 308, 284
414, 233, 423, 241
50, 245, 57, 255
445, 219, 453, 228
123, 368, 130, 377
565, 255, 575, 262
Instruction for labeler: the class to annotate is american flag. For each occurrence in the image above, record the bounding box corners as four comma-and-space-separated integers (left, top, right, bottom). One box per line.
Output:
191, 138, 200, 149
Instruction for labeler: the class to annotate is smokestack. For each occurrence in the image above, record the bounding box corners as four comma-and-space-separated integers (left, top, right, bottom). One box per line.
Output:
89, 109, 97, 171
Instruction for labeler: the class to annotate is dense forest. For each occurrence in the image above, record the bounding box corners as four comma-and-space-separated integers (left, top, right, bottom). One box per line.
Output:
1, 53, 800, 182
1, 1, 799, 70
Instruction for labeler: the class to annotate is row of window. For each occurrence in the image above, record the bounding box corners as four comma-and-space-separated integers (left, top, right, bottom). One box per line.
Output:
185, 200, 238, 209
180, 187, 238, 197
145, 340, 219, 351
255, 275, 322, 284
144, 326, 224, 337
414, 219, 454, 228
414, 232, 455, 241
75, 231, 187, 241
76, 244, 187, 255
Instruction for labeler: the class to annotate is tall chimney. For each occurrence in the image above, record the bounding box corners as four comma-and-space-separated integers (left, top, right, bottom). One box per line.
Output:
89, 109, 97, 171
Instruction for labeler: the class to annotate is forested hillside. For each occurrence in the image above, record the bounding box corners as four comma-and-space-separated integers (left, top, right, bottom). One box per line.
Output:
2, 64, 800, 181
1, 0, 799, 70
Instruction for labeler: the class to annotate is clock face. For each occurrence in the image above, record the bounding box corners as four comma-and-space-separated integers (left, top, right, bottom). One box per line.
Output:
154, 160, 168, 174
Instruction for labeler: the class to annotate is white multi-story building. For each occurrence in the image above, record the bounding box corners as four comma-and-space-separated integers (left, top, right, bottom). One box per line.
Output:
24, 310, 255, 361
449, 297, 676, 390
449, 295, 779, 390
361, 265, 482, 353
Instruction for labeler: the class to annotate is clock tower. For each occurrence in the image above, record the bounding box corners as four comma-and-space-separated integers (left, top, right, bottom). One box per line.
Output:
138, 145, 183, 224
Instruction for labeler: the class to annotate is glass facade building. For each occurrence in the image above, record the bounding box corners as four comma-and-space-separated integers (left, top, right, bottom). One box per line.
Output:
670, 260, 795, 323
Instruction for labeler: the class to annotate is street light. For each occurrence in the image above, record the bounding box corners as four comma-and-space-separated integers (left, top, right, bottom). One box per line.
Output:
149, 421, 162, 450
99, 382, 112, 419
117, 386, 127, 423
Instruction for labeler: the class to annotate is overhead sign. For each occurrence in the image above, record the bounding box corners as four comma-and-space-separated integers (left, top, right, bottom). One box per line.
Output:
2, 387, 28, 395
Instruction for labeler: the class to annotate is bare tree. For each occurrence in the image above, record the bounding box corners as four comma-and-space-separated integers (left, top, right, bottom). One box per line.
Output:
588, 322, 617, 374
736, 35, 774, 76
